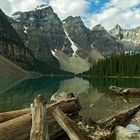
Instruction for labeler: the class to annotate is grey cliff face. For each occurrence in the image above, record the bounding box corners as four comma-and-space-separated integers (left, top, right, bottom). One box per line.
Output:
0, 9, 35, 70
110, 25, 140, 52
11, 5, 73, 62
9, 5, 140, 73
63, 16, 91, 58
11, 6, 126, 60
90, 24, 124, 55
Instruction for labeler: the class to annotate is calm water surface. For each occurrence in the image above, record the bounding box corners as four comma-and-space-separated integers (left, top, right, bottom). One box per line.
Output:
0, 76, 140, 121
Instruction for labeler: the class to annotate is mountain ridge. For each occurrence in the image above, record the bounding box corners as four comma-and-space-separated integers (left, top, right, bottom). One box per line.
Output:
6, 5, 140, 73
0, 8, 68, 75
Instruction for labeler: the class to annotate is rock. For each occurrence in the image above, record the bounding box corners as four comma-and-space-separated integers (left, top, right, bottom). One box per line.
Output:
63, 16, 91, 58
126, 124, 140, 132
114, 126, 140, 140
91, 24, 124, 56
50, 91, 75, 102
110, 25, 140, 52
11, 6, 73, 60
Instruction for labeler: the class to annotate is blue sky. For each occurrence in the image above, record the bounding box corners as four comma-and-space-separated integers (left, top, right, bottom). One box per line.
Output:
87, 0, 109, 13
0, 0, 140, 30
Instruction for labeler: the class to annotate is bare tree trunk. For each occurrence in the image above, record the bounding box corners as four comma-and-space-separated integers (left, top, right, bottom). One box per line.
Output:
52, 106, 88, 140
30, 95, 49, 140
98, 104, 140, 130
109, 86, 140, 95
0, 108, 30, 123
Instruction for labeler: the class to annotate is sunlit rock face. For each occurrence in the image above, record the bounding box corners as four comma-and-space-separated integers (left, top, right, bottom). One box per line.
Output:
110, 25, 140, 52
11, 6, 66, 59
63, 16, 91, 58
90, 24, 124, 56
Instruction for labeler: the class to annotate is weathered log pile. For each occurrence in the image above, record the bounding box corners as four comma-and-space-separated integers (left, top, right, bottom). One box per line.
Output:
0, 91, 140, 140
109, 85, 140, 95
0, 92, 81, 140
77, 104, 140, 140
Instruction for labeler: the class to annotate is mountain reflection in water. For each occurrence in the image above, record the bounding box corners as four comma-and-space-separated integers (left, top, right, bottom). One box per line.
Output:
0, 76, 140, 121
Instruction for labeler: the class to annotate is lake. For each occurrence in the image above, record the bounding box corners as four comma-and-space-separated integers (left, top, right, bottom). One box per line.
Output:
0, 76, 140, 121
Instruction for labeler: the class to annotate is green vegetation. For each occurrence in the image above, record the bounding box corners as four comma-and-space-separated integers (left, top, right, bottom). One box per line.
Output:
88, 53, 140, 77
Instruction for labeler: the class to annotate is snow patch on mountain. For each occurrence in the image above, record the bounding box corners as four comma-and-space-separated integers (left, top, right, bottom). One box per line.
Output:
35, 5, 49, 10
24, 26, 28, 34
11, 14, 20, 21
51, 50, 59, 59
29, 17, 34, 21
64, 29, 78, 55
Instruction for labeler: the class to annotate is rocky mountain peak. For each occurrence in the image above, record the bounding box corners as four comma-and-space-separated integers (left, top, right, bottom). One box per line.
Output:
110, 24, 123, 34
110, 24, 124, 40
114, 24, 122, 31
12, 5, 55, 24
110, 25, 140, 51
92, 24, 105, 31
63, 16, 84, 27
90, 23, 124, 55
63, 16, 91, 58
10, 5, 68, 68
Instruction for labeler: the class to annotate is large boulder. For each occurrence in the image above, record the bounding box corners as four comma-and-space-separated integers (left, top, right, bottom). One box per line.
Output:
114, 126, 140, 140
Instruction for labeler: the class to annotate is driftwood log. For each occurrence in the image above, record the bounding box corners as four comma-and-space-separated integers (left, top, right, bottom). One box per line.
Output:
76, 104, 140, 139
109, 85, 140, 95
30, 95, 49, 140
0, 92, 140, 140
98, 104, 140, 130
52, 106, 88, 140
0, 108, 30, 123
0, 93, 81, 140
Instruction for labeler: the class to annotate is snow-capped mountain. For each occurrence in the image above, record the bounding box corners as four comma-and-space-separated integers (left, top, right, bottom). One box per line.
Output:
9, 5, 139, 73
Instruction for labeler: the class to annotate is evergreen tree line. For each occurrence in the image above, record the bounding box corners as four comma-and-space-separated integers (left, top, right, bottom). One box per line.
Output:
89, 53, 140, 77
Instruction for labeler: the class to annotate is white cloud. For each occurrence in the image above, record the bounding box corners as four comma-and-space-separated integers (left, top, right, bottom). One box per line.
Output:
11, 0, 44, 13
88, 0, 140, 30
0, 0, 12, 15
110, 0, 140, 8
49, 0, 90, 19
0, 0, 45, 15
0, 0, 90, 19
0, 0, 140, 30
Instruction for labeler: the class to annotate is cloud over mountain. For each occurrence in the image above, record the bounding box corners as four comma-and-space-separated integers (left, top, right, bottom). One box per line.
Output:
0, 0, 140, 30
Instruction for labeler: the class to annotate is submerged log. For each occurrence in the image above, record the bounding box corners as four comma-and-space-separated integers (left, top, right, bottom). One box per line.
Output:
0, 93, 80, 140
98, 104, 140, 131
0, 108, 30, 123
52, 106, 88, 140
109, 86, 140, 95
30, 95, 49, 140
0, 92, 80, 124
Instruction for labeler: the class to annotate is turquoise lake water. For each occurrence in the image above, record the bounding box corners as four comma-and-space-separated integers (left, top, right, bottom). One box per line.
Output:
0, 76, 140, 121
